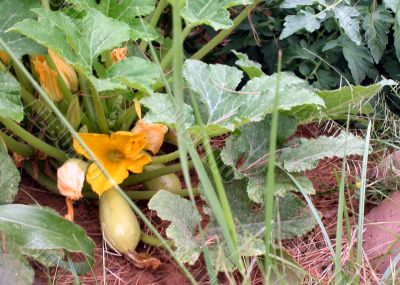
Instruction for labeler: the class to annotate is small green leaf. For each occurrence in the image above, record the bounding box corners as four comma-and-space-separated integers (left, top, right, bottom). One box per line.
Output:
0, 152, 21, 204
141, 93, 195, 129
130, 19, 160, 42
333, 6, 362, 45
279, 132, 367, 172
0, 204, 95, 274
232, 50, 264, 78
280, 8, 326, 39
107, 57, 160, 94
280, 0, 322, 8
148, 190, 201, 265
0, 72, 24, 122
363, 8, 393, 63
0, 0, 44, 58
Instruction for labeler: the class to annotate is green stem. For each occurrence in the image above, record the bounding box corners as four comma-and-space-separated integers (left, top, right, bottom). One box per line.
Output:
140, 232, 173, 248
45, 54, 74, 104
151, 150, 180, 164
12, 61, 33, 93
89, 84, 109, 134
78, 72, 97, 132
122, 161, 193, 186
23, 161, 59, 194
102, 51, 114, 69
115, 105, 137, 131
41, 0, 50, 10
0, 118, 67, 161
160, 24, 193, 70
139, 0, 168, 51
0, 131, 35, 157
190, 0, 261, 61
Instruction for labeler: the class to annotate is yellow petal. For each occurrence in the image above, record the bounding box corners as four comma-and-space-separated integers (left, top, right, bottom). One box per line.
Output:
48, 49, 78, 92
134, 99, 142, 120
110, 131, 148, 159
73, 133, 110, 161
126, 153, 152, 173
132, 120, 168, 155
33, 55, 64, 102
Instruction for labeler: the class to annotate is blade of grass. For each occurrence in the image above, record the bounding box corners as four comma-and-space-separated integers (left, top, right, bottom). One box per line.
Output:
0, 36, 197, 284
355, 121, 372, 283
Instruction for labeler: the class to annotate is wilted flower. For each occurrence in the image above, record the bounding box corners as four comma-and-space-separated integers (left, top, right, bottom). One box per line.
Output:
48, 50, 78, 92
0, 51, 9, 65
111, 47, 128, 63
73, 131, 151, 196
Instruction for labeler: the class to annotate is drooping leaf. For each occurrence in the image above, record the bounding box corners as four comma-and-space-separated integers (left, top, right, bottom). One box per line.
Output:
279, 132, 367, 172
363, 8, 393, 63
184, 60, 324, 133
339, 36, 376, 84
0, 237, 34, 285
232, 50, 264, 78
0, 0, 45, 58
221, 116, 297, 179
10, 8, 130, 75
0, 72, 24, 122
141, 93, 195, 129
107, 57, 160, 94
148, 190, 202, 265
247, 171, 314, 203
0, 152, 21, 204
0, 204, 95, 274
298, 80, 392, 123
333, 5, 362, 45
280, 8, 326, 39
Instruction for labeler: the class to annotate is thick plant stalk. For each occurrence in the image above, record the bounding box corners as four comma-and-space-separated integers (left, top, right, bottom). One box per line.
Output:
0, 131, 34, 157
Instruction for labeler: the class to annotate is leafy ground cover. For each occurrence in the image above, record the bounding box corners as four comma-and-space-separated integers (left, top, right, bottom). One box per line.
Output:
1, 0, 400, 284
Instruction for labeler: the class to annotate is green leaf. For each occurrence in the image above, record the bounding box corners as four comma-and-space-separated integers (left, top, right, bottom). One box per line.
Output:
220, 0, 254, 8
247, 171, 314, 203
333, 6, 362, 45
0, 248, 34, 285
384, 0, 400, 13
298, 80, 391, 123
220, 116, 297, 179
148, 190, 202, 265
0, 71, 24, 122
10, 8, 130, 73
107, 57, 160, 94
140, 93, 195, 129
130, 19, 160, 42
339, 35, 375, 84
0, 0, 45, 58
184, 60, 324, 132
278, 132, 367, 172
232, 50, 264, 78
0, 152, 21, 204
280, 0, 322, 8
0, 204, 95, 274
181, 0, 234, 30
363, 8, 393, 63
280, 9, 326, 40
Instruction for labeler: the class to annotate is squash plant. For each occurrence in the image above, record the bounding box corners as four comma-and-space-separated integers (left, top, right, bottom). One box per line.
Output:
0, 0, 393, 281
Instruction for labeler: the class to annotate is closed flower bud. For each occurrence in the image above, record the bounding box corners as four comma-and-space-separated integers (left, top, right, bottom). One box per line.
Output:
48, 50, 78, 92
0, 51, 10, 65
57, 158, 88, 200
32, 55, 64, 102
66, 96, 82, 129
111, 47, 128, 63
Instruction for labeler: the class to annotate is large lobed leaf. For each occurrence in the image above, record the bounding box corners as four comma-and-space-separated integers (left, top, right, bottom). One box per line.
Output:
0, 0, 45, 58
0, 72, 24, 123
280, 8, 326, 40
148, 190, 202, 265
278, 131, 367, 172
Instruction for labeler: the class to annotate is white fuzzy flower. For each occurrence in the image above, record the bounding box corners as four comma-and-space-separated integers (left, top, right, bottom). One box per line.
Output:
57, 159, 87, 200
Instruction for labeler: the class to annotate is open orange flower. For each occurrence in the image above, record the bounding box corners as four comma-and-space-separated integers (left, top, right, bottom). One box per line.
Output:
73, 131, 151, 196
111, 47, 128, 63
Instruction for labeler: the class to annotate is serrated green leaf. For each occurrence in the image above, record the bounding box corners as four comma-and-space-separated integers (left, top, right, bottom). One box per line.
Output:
0, 72, 24, 122
279, 132, 367, 172
10, 8, 130, 74
247, 171, 314, 203
220, 116, 297, 179
0, 152, 21, 204
232, 50, 264, 78
0, 0, 45, 58
280, 9, 326, 39
141, 93, 195, 129
363, 8, 393, 63
384, 0, 400, 13
130, 19, 160, 41
221, 0, 254, 8
339, 35, 375, 84
0, 236, 34, 285
107, 57, 160, 94
148, 190, 201, 265
181, 0, 234, 30
333, 6, 362, 45
184, 60, 324, 133
0, 204, 95, 274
